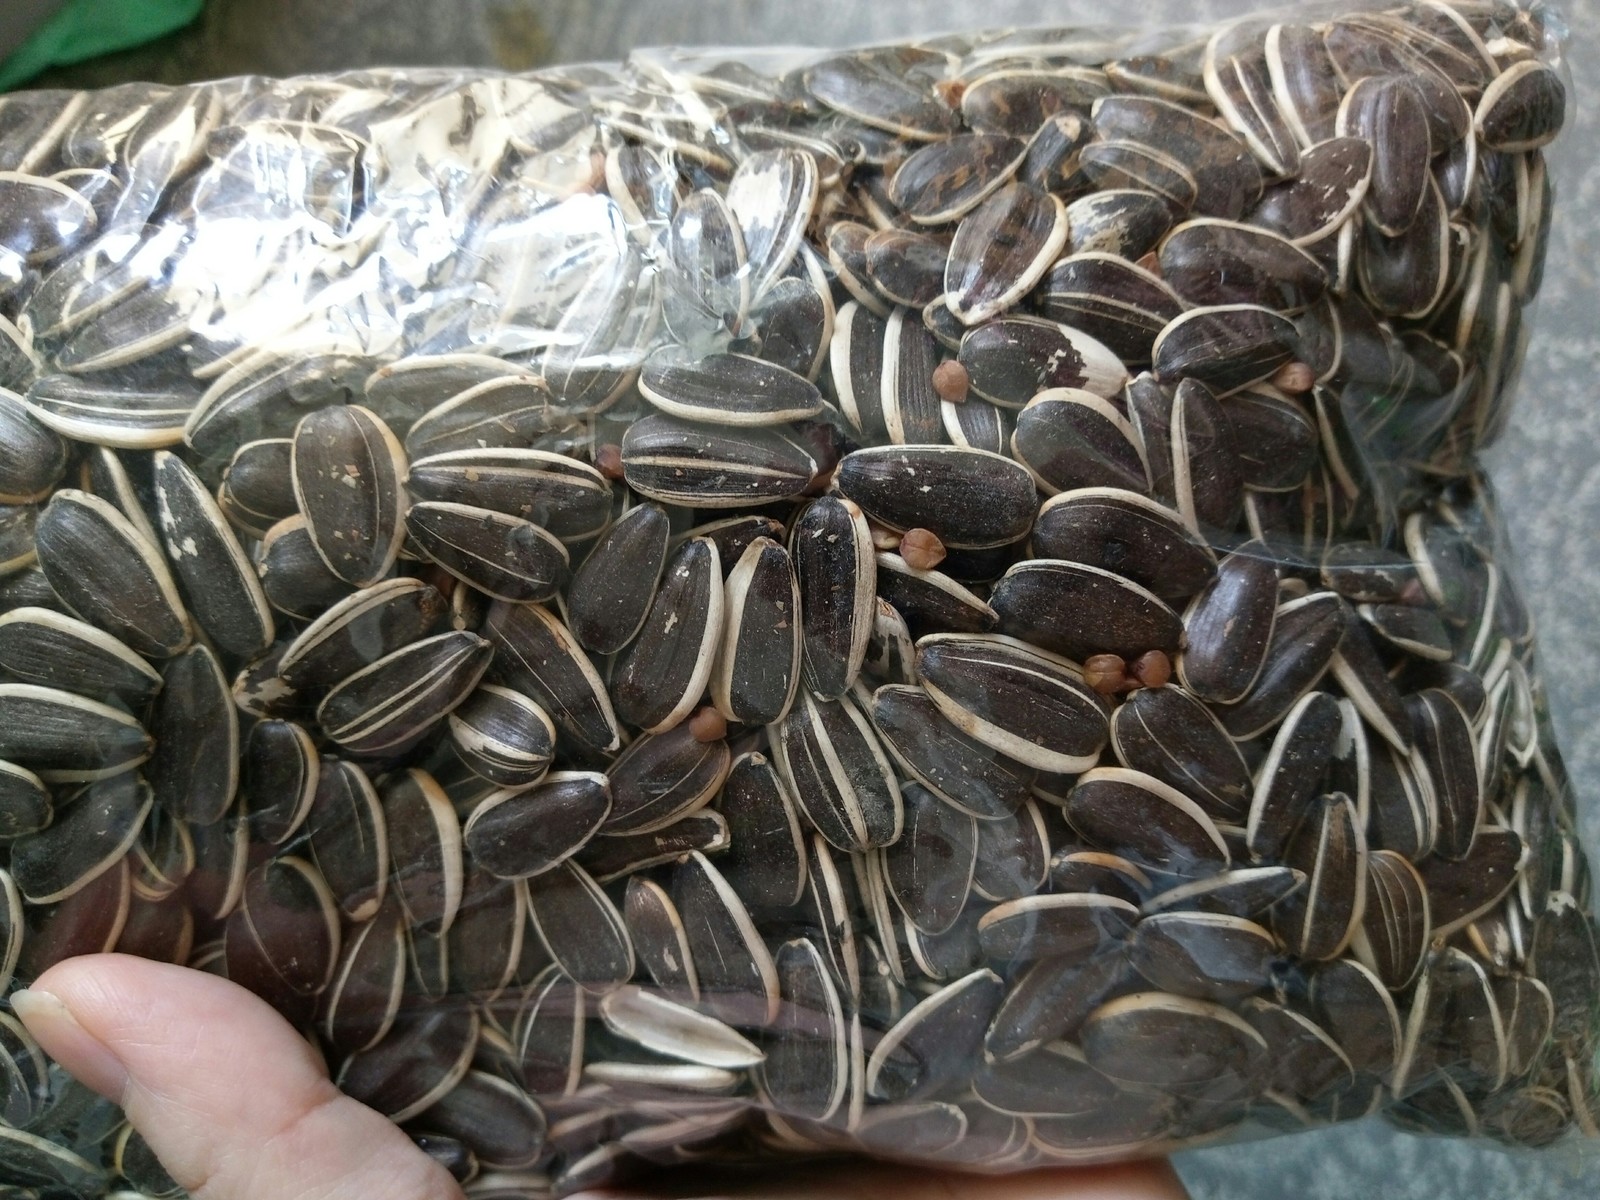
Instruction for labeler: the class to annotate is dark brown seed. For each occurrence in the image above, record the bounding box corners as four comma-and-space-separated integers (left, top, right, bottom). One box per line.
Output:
1079, 139, 1199, 214
1152, 304, 1300, 395
1274, 792, 1366, 962
147, 644, 237, 824
716, 751, 806, 910
916, 632, 1110, 775
1129, 911, 1277, 1001
1178, 543, 1278, 703
992, 559, 1183, 663
405, 502, 568, 604
869, 684, 1034, 821
1066, 767, 1230, 878
835, 444, 1037, 551
1032, 488, 1216, 602
882, 781, 977, 936
484, 601, 620, 755
527, 859, 633, 995
1111, 684, 1252, 820
406, 448, 612, 541
1080, 991, 1268, 1098
1238, 997, 1354, 1107
574, 814, 724, 889
34, 488, 190, 658
317, 631, 493, 757
945, 183, 1068, 326
1141, 865, 1304, 919
639, 350, 822, 427
1011, 389, 1149, 496
932, 359, 969, 403
465, 772, 611, 880
291, 405, 407, 587
888, 133, 1025, 223
1064, 188, 1175, 258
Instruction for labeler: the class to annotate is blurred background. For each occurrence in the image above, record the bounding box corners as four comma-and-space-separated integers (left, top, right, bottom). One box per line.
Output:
4, 0, 1598, 1196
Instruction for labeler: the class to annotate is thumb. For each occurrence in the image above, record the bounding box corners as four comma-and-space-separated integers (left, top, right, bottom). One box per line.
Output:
13, 953, 464, 1200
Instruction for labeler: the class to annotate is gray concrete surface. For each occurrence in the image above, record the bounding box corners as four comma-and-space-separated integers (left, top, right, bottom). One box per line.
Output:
28, 1, 1600, 1195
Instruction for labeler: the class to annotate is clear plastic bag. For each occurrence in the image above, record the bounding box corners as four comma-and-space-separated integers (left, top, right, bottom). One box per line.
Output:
0, 2, 1593, 1195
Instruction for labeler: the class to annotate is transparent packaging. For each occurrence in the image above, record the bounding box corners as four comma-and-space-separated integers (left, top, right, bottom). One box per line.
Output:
0, 1, 1593, 1195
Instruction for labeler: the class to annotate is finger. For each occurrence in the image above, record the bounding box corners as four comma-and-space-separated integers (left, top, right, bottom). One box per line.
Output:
13, 953, 464, 1200
575, 1158, 1189, 1200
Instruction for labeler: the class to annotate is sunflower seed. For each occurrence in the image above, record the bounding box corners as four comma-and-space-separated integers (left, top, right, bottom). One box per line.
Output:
405, 503, 568, 604
448, 684, 556, 789
606, 724, 730, 837
1011, 389, 1148, 497
0, 605, 160, 704
1110, 685, 1252, 820
772, 690, 901, 853
712, 537, 801, 726
34, 488, 190, 657
945, 183, 1068, 326
1032, 488, 1215, 602
258, 515, 355, 619
1405, 688, 1482, 860
1032, 254, 1185, 366
1065, 767, 1230, 879
916, 632, 1109, 776
465, 772, 610, 881
620, 415, 816, 509
1080, 991, 1268, 1099
640, 350, 823, 428
887, 133, 1024, 224
1245, 690, 1343, 862
484, 601, 620, 754
836, 445, 1036, 551
1178, 542, 1279, 703
0, 682, 151, 782
317, 630, 494, 757
566, 502, 670, 656
673, 850, 780, 1026
992, 560, 1182, 662
0, 760, 50, 838
791, 496, 876, 700
865, 229, 948, 310
867, 968, 1004, 1103
406, 449, 612, 542
600, 985, 763, 1069
321, 896, 406, 1054
337, 1005, 481, 1124
612, 537, 722, 734
10, 772, 151, 904
1152, 304, 1299, 395
1474, 60, 1565, 152
759, 938, 848, 1121
1336, 75, 1430, 237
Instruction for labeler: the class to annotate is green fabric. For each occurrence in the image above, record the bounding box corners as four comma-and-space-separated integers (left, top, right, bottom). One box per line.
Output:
0, 0, 202, 90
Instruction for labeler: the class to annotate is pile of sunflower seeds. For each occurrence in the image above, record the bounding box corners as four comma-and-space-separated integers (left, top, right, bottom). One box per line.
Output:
0, 2, 1594, 1195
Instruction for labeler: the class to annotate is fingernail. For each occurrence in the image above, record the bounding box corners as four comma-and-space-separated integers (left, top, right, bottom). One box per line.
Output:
12, 988, 130, 1102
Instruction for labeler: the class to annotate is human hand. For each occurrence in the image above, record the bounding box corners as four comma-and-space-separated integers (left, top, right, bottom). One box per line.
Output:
14, 953, 1189, 1200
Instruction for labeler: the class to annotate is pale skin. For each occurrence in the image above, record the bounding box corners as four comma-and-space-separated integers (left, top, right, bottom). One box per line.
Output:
13, 954, 1189, 1200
